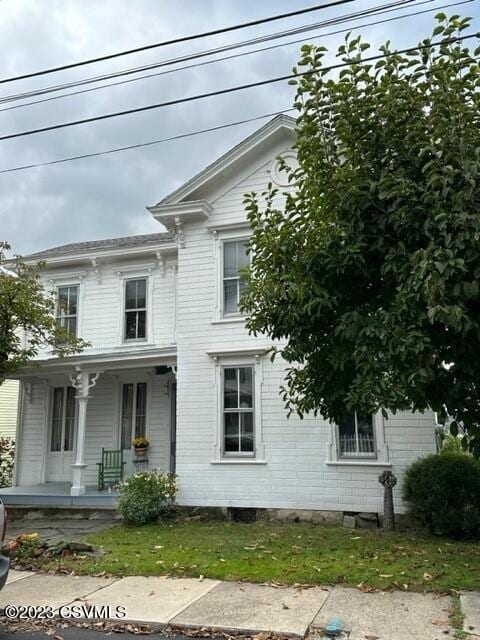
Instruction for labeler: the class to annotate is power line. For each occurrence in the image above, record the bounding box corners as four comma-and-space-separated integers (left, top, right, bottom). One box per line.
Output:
0, 109, 297, 175
0, 0, 467, 115
0, 33, 476, 144
0, 0, 362, 85
0, 0, 417, 105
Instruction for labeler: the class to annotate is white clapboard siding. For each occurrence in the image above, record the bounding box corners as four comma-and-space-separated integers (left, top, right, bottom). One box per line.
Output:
0, 380, 19, 439
36, 257, 176, 359
173, 133, 437, 514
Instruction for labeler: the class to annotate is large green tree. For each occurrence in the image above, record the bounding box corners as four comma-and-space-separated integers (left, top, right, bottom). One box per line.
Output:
242, 15, 480, 454
0, 242, 87, 381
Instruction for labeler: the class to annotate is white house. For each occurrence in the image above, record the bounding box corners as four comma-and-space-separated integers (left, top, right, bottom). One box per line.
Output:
3, 115, 437, 516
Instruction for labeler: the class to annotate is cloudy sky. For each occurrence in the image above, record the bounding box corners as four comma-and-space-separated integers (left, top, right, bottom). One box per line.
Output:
0, 0, 478, 255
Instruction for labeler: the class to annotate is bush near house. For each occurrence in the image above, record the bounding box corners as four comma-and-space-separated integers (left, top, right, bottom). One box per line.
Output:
441, 433, 466, 455
403, 453, 480, 538
0, 438, 15, 488
118, 471, 177, 525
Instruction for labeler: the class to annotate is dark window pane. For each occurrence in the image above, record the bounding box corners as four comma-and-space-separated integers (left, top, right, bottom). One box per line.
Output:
224, 413, 239, 452
125, 281, 137, 309
50, 387, 64, 452
223, 242, 238, 278
224, 368, 238, 409
137, 310, 146, 339
240, 412, 254, 452
64, 386, 76, 451
68, 286, 78, 315
67, 317, 77, 336
121, 384, 134, 449
238, 241, 250, 269
339, 412, 356, 456
57, 287, 69, 314
239, 367, 253, 408
125, 311, 137, 339
136, 279, 146, 308
239, 277, 248, 301
357, 413, 375, 453
135, 383, 147, 437
224, 280, 238, 314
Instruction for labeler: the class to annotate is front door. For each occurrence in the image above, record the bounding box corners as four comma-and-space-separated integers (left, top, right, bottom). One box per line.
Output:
170, 382, 177, 473
47, 386, 76, 482
120, 381, 147, 475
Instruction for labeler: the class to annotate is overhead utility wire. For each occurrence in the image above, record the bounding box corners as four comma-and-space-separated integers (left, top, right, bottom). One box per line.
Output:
0, 108, 297, 174
0, 0, 467, 115
0, 0, 417, 104
0, 33, 476, 144
0, 0, 362, 85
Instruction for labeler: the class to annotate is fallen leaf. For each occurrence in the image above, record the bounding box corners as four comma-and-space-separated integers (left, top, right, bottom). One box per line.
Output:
431, 618, 450, 628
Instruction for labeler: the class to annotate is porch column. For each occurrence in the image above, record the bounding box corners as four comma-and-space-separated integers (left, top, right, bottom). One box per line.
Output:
69, 369, 101, 497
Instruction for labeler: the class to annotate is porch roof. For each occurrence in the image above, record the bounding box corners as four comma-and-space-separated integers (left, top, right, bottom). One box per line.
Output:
11, 345, 177, 378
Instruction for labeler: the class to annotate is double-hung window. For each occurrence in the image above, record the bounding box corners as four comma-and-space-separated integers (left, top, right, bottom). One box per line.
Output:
120, 382, 147, 449
124, 279, 147, 340
50, 386, 76, 452
223, 240, 249, 315
223, 366, 254, 455
338, 412, 376, 458
56, 285, 78, 336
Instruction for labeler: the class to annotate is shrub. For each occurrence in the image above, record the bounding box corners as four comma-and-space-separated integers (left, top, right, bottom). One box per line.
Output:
117, 471, 177, 525
0, 438, 15, 488
403, 453, 480, 538
441, 434, 467, 455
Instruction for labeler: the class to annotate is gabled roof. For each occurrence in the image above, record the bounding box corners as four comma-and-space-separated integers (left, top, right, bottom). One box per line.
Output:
25, 232, 174, 261
155, 113, 296, 206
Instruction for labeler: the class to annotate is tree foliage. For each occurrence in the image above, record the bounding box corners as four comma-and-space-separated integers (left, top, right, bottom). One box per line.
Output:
0, 242, 88, 381
242, 16, 480, 454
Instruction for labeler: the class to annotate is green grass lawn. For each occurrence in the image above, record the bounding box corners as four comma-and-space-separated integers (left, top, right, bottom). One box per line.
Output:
52, 519, 480, 593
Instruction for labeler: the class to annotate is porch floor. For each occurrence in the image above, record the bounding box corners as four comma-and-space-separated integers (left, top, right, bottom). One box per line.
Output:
1, 483, 117, 508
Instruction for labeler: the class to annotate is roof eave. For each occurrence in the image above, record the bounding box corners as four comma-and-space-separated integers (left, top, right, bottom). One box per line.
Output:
24, 241, 178, 268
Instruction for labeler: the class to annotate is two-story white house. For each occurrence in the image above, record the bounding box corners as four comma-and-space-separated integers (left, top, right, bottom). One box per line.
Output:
3, 115, 437, 517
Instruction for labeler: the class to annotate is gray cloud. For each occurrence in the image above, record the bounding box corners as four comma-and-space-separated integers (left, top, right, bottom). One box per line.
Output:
0, 0, 477, 254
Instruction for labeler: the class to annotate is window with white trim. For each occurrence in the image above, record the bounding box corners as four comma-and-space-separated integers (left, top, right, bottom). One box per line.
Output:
56, 285, 78, 336
223, 240, 249, 315
124, 278, 147, 340
223, 366, 254, 455
120, 382, 147, 450
338, 411, 376, 458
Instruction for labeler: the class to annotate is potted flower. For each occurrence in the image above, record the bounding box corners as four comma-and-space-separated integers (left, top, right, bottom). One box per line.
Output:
132, 436, 149, 458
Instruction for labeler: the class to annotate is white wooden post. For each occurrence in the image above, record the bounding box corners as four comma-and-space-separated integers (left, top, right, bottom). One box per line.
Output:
69, 368, 101, 497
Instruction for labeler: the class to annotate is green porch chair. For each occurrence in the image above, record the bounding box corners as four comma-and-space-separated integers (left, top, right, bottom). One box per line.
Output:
97, 448, 126, 490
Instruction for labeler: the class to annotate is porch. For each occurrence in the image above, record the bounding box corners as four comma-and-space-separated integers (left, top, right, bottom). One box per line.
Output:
1, 482, 117, 507
11, 348, 177, 503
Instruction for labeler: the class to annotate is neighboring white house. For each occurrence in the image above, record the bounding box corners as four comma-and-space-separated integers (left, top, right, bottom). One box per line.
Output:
0, 380, 19, 439
4, 115, 436, 515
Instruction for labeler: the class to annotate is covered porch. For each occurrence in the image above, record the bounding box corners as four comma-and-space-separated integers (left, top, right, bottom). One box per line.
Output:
10, 347, 177, 504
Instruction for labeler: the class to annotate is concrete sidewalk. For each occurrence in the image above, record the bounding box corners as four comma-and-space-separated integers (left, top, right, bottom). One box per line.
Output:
0, 569, 473, 639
